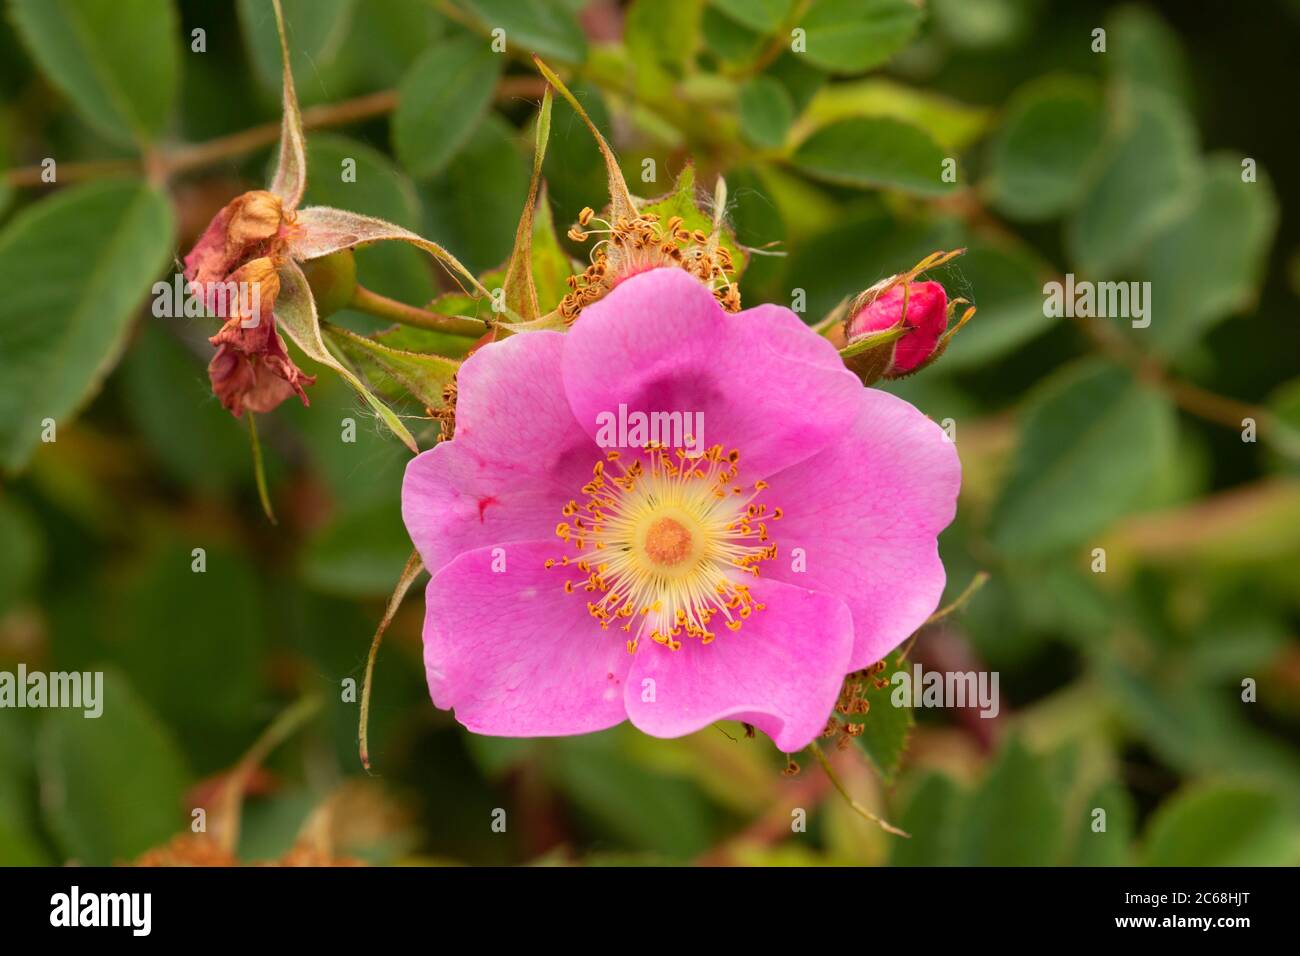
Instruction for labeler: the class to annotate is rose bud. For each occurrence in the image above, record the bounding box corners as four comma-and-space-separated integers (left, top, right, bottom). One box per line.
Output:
839, 250, 975, 385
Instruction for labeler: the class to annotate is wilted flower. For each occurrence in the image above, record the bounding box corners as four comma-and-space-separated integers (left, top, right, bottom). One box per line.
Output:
175, 0, 483, 443
401, 267, 960, 753
206, 257, 314, 416
183, 189, 285, 290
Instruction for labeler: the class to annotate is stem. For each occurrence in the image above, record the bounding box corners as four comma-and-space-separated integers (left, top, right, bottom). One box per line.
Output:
359, 550, 425, 771
1071, 312, 1299, 459
808, 741, 909, 838
217, 694, 323, 854
924, 571, 989, 626
3, 78, 545, 189
349, 284, 489, 337
246, 413, 277, 525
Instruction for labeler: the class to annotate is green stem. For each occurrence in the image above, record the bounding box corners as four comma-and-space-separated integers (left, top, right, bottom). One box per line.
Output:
925, 571, 990, 626
349, 284, 489, 338
246, 413, 277, 525
359, 550, 426, 771
808, 741, 909, 837
219, 694, 323, 853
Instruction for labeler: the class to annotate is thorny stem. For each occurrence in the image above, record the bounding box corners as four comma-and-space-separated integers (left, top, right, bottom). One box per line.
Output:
808, 741, 909, 838
349, 284, 489, 338
3, 79, 546, 189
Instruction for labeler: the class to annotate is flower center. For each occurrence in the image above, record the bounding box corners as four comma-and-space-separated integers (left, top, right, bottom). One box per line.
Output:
642, 516, 694, 567
547, 444, 781, 652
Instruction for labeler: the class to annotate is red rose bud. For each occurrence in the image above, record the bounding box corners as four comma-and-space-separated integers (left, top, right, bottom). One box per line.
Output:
840, 250, 975, 384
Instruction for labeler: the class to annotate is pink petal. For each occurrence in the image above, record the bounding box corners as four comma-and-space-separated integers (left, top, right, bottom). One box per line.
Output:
403, 332, 602, 574
422, 540, 633, 736
622, 579, 853, 753
761, 388, 960, 670
562, 268, 863, 479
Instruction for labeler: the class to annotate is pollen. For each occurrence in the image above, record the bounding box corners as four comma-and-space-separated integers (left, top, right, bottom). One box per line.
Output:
556, 209, 741, 323
546, 442, 776, 651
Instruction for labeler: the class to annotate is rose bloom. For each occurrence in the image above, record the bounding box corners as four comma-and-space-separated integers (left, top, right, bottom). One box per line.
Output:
402, 268, 959, 752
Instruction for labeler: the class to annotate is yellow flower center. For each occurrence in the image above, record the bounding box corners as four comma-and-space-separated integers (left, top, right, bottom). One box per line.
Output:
547, 443, 782, 652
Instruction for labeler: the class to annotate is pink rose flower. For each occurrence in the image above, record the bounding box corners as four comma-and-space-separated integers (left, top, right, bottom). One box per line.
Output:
402, 268, 960, 752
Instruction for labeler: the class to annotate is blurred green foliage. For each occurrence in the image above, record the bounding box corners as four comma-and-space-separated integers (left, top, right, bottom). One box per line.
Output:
1, 0, 1298, 866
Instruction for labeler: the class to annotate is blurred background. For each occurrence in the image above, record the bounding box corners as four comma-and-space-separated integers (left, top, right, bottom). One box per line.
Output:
1, 0, 1299, 866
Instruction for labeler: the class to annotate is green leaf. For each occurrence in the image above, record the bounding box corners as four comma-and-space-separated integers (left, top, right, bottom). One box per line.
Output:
455, 0, 588, 63
738, 75, 795, 148
323, 323, 459, 408
701, 5, 765, 64
0, 180, 175, 472
990, 361, 1176, 556
10, 0, 179, 147
957, 736, 1064, 865
393, 35, 503, 180
550, 732, 715, 859
423, 114, 533, 275
626, 0, 701, 94
238, 0, 356, 105
109, 541, 266, 768
1142, 155, 1279, 356
118, 319, 250, 493
326, 0, 448, 93
930, 0, 1038, 50
0, 497, 42, 613
984, 75, 1106, 221
1067, 92, 1198, 277
302, 498, 413, 597
0, 712, 49, 865
1141, 784, 1299, 866
1070, 780, 1134, 866
800, 78, 991, 153
890, 772, 962, 866
37, 669, 191, 865
845, 653, 914, 782
800, 0, 923, 74
710, 0, 791, 33
791, 117, 956, 196
1106, 4, 1190, 109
